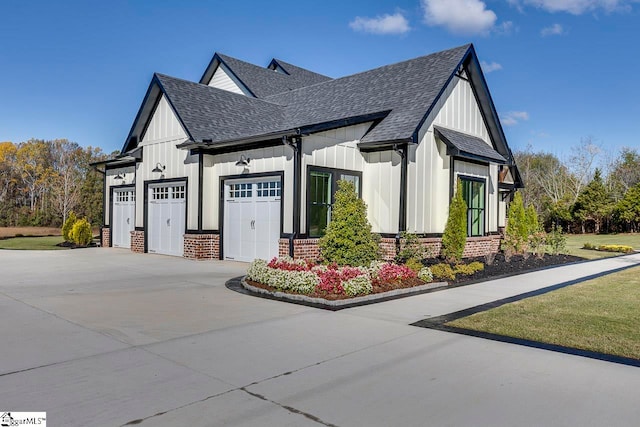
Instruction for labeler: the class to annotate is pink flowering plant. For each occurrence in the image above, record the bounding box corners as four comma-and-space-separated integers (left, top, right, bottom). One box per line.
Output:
246, 257, 425, 298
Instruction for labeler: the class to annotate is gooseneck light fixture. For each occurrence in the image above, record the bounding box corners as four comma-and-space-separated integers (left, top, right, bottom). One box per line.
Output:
152, 163, 166, 174
235, 155, 250, 167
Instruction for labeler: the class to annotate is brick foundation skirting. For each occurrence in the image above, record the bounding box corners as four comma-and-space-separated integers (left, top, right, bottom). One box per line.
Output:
130, 230, 144, 253
184, 234, 220, 260
279, 234, 502, 262
101, 226, 110, 248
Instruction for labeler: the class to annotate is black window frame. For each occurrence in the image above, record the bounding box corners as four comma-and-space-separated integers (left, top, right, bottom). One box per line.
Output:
459, 175, 486, 237
306, 166, 363, 238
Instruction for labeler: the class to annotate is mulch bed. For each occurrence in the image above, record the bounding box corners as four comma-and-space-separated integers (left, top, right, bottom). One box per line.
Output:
56, 241, 98, 249
424, 253, 584, 285
246, 253, 585, 301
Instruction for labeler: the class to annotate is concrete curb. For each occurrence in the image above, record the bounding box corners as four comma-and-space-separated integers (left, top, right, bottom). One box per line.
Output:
240, 277, 448, 310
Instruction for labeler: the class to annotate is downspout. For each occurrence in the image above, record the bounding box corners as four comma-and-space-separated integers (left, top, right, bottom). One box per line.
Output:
394, 143, 408, 254
283, 134, 302, 257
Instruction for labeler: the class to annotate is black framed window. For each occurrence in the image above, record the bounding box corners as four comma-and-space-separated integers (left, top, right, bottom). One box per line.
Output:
461, 177, 485, 237
307, 167, 362, 238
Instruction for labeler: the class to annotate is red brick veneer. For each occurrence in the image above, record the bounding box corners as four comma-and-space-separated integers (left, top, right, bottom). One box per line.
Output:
130, 230, 144, 253
183, 234, 220, 260
101, 226, 110, 248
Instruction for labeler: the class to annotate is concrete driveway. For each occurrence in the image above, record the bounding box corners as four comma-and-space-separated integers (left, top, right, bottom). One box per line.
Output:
2, 248, 640, 426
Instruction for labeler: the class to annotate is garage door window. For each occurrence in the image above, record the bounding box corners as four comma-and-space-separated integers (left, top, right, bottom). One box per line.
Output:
172, 185, 185, 199
152, 187, 169, 200
229, 183, 252, 198
257, 181, 280, 197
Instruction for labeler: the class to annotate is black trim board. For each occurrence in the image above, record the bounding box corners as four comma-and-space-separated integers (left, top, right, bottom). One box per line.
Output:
143, 177, 189, 254
218, 171, 285, 261
198, 152, 203, 232
411, 261, 640, 367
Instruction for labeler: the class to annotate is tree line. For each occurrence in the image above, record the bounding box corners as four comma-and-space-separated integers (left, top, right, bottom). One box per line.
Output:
0, 139, 116, 227
516, 138, 640, 234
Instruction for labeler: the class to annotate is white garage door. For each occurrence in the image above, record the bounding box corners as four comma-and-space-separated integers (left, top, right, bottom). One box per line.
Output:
148, 182, 186, 256
223, 177, 281, 262
112, 188, 135, 248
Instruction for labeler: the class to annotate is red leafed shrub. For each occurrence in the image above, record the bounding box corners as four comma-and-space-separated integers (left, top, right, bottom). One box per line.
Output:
374, 263, 416, 285
268, 257, 313, 272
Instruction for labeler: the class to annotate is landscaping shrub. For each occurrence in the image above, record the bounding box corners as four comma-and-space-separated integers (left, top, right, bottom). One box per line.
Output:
581, 243, 632, 253
319, 180, 379, 266
343, 275, 373, 297
547, 223, 567, 255
374, 263, 416, 284
430, 263, 456, 281
528, 230, 547, 259
404, 257, 423, 273
503, 192, 527, 254
62, 211, 77, 242
454, 261, 484, 276
484, 252, 496, 266
70, 218, 92, 246
442, 179, 467, 262
397, 232, 430, 263
247, 259, 319, 294
418, 267, 433, 283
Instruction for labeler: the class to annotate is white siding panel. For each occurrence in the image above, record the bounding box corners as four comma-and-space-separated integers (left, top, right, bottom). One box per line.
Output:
104, 166, 135, 226
135, 142, 198, 230
208, 63, 252, 96
409, 74, 504, 234
211, 146, 292, 233
362, 150, 401, 234
300, 123, 371, 234
140, 95, 187, 145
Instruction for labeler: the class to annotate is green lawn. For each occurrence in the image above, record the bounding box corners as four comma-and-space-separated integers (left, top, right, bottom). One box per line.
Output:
447, 266, 640, 359
0, 236, 67, 250
565, 233, 640, 259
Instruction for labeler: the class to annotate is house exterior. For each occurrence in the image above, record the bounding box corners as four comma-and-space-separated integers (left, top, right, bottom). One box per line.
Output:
97, 43, 522, 261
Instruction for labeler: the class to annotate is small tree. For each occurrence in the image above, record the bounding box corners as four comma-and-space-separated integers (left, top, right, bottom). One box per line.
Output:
61, 211, 77, 242
504, 191, 527, 254
441, 179, 467, 262
70, 217, 93, 247
525, 205, 539, 235
319, 180, 379, 266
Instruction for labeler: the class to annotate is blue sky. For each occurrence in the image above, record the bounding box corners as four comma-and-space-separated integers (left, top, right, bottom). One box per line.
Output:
2, 0, 640, 157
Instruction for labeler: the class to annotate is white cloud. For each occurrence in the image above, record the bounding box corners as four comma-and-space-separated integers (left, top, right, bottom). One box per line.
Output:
501, 111, 530, 126
495, 21, 515, 35
421, 0, 497, 35
481, 61, 503, 72
510, 0, 636, 14
541, 23, 566, 36
349, 13, 410, 35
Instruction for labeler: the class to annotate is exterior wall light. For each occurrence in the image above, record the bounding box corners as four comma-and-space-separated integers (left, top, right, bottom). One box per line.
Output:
152, 163, 166, 174
235, 155, 251, 167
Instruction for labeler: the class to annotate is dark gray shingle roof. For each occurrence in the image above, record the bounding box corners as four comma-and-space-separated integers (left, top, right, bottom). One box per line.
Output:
434, 126, 507, 163
156, 74, 286, 143
217, 54, 331, 98
265, 44, 471, 144
143, 45, 474, 148
269, 58, 332, 87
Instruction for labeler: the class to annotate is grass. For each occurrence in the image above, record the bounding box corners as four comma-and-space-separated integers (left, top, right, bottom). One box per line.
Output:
447, 266, 640, 360
0, 226, 61, 238
565, 233, 640, 259
0, 236, 66, 250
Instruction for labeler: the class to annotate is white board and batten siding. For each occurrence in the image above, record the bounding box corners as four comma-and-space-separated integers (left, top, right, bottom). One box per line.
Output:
409, 73, 499, 234
104, 166, 135, 227
207, 63, 253, 97
135, 95, 198, 231
301, 123, 372, 234
208, 146, 293, 233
